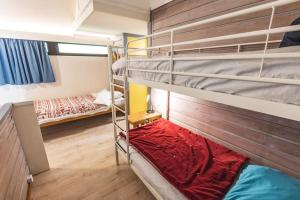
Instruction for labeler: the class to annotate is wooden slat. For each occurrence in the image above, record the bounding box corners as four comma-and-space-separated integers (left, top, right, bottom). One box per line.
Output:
171, 117, 300, 179
171, 92, 300, 130
152, 0, 300, 32
171, 111, 300, 169
5, 148, 25, 199
11, 155, 27, 200
153, 7, 300, 46
151, 89, 300, 179
0, 113, 14, 141
0, 127, 19, 182
151, 0, 300, 53
152, 0, 274, 31
170, 98, 300, 153
170, 111, 300, 176
0, 120, 18, 158
152, 0, 215, 22
0, 138, 22, 199
153, 2, 300, 32
0, 104, 29, 200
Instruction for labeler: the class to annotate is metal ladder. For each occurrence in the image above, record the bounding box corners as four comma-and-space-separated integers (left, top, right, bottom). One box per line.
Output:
109, 46, 130, 165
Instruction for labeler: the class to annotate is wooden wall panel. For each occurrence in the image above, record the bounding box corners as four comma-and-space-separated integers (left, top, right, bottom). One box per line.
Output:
0, 104, 29, 200
152, 0, 271, 31
151, 89, 300, 179
149, 0, 300, 179
150, 0, 300, 51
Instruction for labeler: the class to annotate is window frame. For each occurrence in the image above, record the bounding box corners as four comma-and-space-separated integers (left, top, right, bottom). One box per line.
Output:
46, 42, 108, 57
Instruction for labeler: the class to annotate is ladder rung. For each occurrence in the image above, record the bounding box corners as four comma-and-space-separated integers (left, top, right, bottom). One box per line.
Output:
111, 83, 125, 89
116, 141, 127, 154
113, 105, 126, 114
114, 122, 126, 132
113, 75, 125, 81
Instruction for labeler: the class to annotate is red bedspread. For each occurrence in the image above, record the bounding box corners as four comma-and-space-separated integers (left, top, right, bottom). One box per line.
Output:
34, 95, 108, 124
128, 119, 248, 200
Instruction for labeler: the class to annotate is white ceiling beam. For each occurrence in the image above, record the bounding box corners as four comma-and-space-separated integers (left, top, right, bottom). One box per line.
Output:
93, 0, 149, 21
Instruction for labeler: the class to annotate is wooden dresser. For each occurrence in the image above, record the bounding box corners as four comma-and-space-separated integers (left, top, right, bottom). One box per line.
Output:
0, 104, 29, 200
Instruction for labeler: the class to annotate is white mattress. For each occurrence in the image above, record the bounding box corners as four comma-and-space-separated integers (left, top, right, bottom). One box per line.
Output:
113, 46, 300, 106
118, 138, 187, 200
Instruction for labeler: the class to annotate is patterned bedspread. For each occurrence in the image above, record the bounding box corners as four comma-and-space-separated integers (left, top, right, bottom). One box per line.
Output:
34, 95, 109, 124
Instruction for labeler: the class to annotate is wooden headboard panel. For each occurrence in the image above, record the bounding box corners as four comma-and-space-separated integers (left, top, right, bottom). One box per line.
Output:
151, 89, 300, 179
0, 104, 29, 200
150, 0, 300, 51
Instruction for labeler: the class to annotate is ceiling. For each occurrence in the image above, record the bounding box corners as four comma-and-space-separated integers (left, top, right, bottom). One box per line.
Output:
77, 0, 151, 36
0, 0, 172, 42
78, 12, 149, 36
0, 0, 76, 35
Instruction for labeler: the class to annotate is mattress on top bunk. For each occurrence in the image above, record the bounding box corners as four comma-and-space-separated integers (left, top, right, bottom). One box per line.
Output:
120, 118, 248, 200
112, 57, 127, 76
34, 94, 109, 125
113, 46, 300, 106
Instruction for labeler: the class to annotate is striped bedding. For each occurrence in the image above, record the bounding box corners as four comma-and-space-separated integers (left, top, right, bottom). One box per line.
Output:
34, 94, 109, 125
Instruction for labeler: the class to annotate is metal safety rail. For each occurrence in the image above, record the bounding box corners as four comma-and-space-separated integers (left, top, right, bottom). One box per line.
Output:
126, 0, 300, 86
123, 0, 300, 121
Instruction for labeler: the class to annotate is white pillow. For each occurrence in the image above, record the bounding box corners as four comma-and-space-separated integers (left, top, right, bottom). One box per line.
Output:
93, 89, 123, 106
113, 91, 123, 99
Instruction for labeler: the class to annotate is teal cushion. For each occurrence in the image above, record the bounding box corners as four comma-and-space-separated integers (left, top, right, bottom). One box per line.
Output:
224, 164, 300, 200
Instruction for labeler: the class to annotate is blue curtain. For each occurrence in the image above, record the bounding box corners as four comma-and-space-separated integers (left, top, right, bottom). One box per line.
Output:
0, 38, 55, 85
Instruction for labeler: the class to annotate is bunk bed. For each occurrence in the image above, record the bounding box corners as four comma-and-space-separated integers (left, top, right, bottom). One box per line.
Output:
109, 0, 300, 199
112, 1, 300, 122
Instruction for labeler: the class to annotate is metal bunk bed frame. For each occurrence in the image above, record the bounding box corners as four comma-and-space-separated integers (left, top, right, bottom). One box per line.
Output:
109, 0, 300, 199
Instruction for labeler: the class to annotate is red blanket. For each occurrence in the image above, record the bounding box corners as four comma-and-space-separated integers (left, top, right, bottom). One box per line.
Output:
34, 95, 107, 124
128, 119, 248, 200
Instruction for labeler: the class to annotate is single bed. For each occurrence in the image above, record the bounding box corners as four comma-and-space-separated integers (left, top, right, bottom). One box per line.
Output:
118, 118, 300, 200
113, 46, 300, 106
119, 118, 248, 200
34, 94, 111, 127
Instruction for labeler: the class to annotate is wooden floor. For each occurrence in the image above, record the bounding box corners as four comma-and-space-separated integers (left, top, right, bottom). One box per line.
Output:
30, 114, 155, 200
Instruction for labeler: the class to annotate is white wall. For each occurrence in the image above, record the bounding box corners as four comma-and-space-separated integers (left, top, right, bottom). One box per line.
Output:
0, 55, 109, 105
0, 29, 111, 46
0, 0, 76, 36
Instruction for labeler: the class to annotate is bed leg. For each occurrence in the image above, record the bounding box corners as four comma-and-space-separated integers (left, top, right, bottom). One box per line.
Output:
115, 144, 120, 165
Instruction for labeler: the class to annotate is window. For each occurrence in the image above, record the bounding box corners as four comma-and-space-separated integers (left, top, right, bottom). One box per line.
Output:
44, 42, 48, 52
45, 42, 107, 56
58, 43, 107, 55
